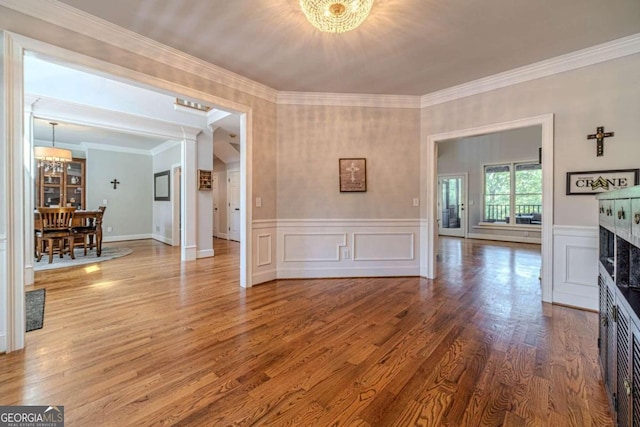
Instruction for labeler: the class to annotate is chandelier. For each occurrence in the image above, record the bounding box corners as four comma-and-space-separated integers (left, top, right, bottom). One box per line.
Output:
34, 122, 72, 175
300, 0, 374, 33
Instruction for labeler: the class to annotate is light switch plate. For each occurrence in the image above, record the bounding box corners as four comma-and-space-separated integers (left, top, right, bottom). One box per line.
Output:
256, 197, 262, 207
413, 198, 420, 207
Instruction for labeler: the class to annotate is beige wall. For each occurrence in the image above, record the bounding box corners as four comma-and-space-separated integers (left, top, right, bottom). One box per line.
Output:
422, 53, 640, 227
277, 105, 421, 219
0, 6, 277, 222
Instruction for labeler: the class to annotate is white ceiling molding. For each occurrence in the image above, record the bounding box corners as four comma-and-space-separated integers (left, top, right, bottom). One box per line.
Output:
207, 109, 232, 126
28, 94, 202, 141
0, 0, 278, 103
149, 140, 181, 156
277, 92, 420, 109
82, 142, 153, 156
421, 32, 640, 108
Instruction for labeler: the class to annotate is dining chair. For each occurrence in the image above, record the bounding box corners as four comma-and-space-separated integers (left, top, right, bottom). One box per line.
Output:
36, 207, 76, 264
72, 206, 106, 256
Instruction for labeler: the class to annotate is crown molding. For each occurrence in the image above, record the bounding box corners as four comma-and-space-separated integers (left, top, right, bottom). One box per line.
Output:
277, 91, 420, 108
421, 32, 640, 108
0, 0, 278, 103
149, 140, 181, 156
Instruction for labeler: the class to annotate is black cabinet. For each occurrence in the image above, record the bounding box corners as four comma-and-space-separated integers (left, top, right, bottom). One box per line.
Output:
598, 186, 640, 425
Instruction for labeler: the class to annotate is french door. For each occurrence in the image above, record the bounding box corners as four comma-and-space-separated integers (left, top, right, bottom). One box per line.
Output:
438, 174, 467, 237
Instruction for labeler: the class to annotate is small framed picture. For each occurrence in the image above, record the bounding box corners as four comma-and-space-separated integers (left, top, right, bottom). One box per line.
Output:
198, 169, 212, 190
339, 158, 366, 192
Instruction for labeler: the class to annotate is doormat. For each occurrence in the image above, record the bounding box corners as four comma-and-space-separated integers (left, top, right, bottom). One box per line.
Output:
26, 288, 46, 332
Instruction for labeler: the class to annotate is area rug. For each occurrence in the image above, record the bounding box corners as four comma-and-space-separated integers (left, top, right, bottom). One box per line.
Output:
33, 247, 133, 271
26, 288, 46, 332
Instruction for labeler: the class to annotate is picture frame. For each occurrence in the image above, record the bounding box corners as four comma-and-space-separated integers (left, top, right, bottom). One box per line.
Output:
198, 169, 213, 190
339, 158, 367, 192
154, 170, 170, 201
566, 169, 639, 195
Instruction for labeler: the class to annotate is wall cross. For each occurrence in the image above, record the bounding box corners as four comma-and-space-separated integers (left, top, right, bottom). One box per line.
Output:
110, 179, 120, 190
587, 126, 615, 157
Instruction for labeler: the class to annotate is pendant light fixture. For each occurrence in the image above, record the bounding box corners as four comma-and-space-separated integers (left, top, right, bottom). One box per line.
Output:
34, 122, 72, 174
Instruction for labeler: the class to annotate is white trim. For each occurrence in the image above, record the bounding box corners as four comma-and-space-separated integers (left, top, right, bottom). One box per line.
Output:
282, 232, 347, 262
277, 91, 420, 109
256, 234, 272, 267
151, 233, 172, 245
0, 0, 278, 103
278, 266, 421, 279
28, 94, 200, 142
81, 142, 152, 156
3, 0, 638, 109
216, 233, 229, 240
352, 232, 415, 261
103, 234, 153, 243
252, 219, 277, 229
475, 223, 542, 230
252, 269, 277, 284
553, 225, 598, 238
425, 114, 554, 304
207, 109, 232, 125
421, 33, 640, 108
197, 249, 214, 259
150, 141, 182, 156
276, 218, 420, 228
467, 233, 542, 245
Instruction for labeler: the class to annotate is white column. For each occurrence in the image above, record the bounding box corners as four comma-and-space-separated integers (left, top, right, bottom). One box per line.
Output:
181, 135, 197, 261
1, 31, 26, 351
23, 100, 35, 286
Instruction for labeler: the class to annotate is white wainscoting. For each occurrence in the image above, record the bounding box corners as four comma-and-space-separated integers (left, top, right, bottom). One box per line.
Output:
252, 220, 276, 285
552, 225, 599, 311
276, 219, 421, 279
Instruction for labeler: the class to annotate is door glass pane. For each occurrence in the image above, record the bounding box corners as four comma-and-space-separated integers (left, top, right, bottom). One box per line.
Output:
441, 177, 461, 230
515, 163, 542, 224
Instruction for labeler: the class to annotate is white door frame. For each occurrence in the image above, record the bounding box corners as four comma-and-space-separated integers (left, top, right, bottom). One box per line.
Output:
2, 31, 255, 352
424, 114, 554, 303
227, 170, 240, 242
437, 173, 467, 238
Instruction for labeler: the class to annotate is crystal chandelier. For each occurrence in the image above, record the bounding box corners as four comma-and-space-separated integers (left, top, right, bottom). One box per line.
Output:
300, 0, 374, 33
34, 122, 72, 175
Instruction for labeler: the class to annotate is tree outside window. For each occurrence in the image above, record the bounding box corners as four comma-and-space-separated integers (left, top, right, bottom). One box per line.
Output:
484, 162, 541, 224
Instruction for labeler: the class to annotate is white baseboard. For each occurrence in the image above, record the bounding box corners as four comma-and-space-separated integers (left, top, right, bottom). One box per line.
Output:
24, 265, 34, 285
216, 233, 228, 240
197, 249, 214, 259
467, 233, 541, 244
152, 234, 173, 245
253, 269, 277, 285
277, 266, 421, 279
0, 334, 5, 354
553, 290, 598, 311
104, 233, 153, 243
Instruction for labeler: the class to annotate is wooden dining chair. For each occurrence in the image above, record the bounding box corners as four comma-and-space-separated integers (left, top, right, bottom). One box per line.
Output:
36, 207, 76, 264
72, 206, 106, 256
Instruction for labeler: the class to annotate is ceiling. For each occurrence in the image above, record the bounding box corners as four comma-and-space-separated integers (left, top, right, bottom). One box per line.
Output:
55, 0, 640, 96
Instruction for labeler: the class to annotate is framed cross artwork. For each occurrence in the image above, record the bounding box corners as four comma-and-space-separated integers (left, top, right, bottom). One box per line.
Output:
339, 158, 366, 192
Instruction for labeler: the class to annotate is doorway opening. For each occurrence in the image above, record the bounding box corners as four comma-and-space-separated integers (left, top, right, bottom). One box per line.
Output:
425, 114, 554, 303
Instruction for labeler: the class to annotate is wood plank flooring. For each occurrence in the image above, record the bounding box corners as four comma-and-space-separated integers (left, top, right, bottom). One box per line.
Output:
1, 237, 613, 426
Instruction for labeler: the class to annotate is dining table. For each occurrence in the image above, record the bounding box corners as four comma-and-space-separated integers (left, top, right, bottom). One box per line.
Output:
34, 208, 105, 257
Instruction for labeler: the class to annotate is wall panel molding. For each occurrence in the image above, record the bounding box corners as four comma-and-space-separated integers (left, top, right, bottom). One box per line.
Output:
352, 232, 415, 261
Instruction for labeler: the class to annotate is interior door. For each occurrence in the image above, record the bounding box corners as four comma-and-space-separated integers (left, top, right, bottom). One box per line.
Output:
228, 170, 240, 242
438, 174, 466, 237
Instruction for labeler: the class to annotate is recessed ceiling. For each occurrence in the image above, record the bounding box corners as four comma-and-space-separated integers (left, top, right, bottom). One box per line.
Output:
55, 0, 640, 95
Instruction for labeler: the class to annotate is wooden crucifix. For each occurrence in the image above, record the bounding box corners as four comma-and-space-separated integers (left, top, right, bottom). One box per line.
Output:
110, 179, 120, 189
587, 126, 614, 157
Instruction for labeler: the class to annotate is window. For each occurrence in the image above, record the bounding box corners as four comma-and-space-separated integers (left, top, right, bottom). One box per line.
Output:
484, 162, 541, 225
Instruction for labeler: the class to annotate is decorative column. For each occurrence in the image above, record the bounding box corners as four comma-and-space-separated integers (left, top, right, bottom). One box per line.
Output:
181, 133, 198, 261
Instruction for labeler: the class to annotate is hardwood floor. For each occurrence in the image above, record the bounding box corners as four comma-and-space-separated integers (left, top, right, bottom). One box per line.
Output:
2, 237, 613, 426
